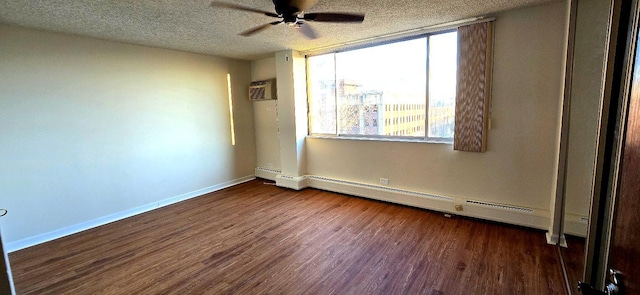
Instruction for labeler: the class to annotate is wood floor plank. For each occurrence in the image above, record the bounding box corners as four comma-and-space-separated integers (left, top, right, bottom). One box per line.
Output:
560, 235, 585, 294
9, 179, 568, 294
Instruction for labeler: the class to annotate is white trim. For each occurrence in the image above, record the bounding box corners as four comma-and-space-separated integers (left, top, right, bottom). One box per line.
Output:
563, 213, 589, 237
306, 134, 453, 145
6, 173, 566, 252
302, 17, 496, 57
464, 200, 548, 229
308, 177, 452, 212
6, 175, 255, 253
275, 174, 309, 190
255, 167, 281, 181
548, 0, 578, 249
306, 175, 550, 231
546, 232, 568, 247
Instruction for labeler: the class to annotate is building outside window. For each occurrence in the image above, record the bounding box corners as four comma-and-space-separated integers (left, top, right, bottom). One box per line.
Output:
307, 31, 458, 141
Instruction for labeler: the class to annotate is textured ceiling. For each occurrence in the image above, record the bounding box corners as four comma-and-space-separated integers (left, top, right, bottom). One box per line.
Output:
0, 0, 561, 60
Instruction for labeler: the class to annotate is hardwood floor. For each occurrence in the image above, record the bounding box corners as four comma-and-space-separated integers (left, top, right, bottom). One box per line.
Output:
9, 179, 567, 294
560, 235, 586, 295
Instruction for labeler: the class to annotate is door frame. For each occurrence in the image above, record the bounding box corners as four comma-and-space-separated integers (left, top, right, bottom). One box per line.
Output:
584, 0, 640, 289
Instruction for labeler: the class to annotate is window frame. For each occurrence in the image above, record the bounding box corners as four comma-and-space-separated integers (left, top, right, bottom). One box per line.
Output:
305, 28, 458, 143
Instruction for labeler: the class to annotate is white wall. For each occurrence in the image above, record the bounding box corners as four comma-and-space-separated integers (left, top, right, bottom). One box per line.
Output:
275, 51, 309, 179
305, 3, 567, 212
0, 25, 256, 247
564, 0, 610, 232
251, 57, 281, 172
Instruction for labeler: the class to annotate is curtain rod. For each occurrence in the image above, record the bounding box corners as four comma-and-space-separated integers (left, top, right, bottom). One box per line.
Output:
301, 16, 495, 56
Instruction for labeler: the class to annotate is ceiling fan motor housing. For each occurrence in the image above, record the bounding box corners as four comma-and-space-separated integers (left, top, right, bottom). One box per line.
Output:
273, 0, 302, 22
273, 0, 320, 14
213, 0, 360, 39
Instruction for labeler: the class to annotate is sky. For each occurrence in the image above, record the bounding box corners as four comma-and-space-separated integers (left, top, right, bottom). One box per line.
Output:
308, 32, 457, 105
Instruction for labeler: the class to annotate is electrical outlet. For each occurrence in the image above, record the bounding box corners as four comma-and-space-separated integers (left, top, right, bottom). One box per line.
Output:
380, 178, 389, 185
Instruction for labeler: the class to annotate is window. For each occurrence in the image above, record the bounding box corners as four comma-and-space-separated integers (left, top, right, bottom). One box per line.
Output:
307, 31, 458, 141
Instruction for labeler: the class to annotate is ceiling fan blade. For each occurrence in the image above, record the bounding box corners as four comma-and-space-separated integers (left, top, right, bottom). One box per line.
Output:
210, 2, 280, 18
296, 22, 318, 39
302, 12, 365, 23
239, 21, 283, 37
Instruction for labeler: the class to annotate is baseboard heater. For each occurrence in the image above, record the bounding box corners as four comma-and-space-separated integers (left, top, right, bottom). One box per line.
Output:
465, 199, 534, 213
308, 175, 454, 202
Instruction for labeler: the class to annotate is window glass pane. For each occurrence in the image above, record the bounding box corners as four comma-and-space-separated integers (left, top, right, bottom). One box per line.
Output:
428, 31, 457, 138
307, 54, 337, 134
335, 38, 427, 136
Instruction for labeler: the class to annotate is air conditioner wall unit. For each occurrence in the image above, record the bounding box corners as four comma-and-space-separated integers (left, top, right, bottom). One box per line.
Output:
249, 79, 277, 101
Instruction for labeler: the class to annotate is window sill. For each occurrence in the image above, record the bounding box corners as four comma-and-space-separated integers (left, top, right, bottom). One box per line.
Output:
306, 134, 453, 145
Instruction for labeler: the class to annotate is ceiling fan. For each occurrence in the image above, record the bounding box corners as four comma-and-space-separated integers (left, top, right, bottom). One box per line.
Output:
210, 0, 365, 39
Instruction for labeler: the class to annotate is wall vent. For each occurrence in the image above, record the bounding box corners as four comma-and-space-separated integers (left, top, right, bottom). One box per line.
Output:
255, 167, 281, 174
465, 200, 534, 213
308, 176, 453, 202
249, 79, 277, 101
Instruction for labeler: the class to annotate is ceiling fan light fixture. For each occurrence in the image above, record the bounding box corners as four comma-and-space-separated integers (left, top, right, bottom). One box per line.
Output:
210, 0, 365, 39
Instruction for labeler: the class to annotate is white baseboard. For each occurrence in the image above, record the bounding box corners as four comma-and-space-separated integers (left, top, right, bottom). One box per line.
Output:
563, 213, 588, 238
307, 176, 454, 212
6, 175, 255, 253
7, 172, 575, 253
546, 232, 568, 247
275, 174, 308, 190
255, 167, 281, 181
307, 175, 551, 231
259, 171, 558, 235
